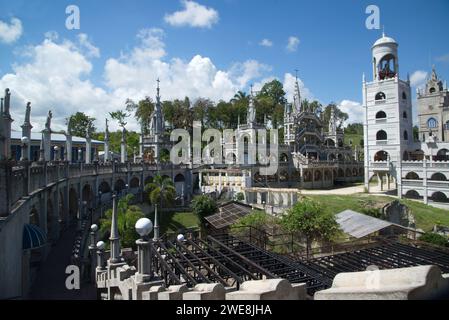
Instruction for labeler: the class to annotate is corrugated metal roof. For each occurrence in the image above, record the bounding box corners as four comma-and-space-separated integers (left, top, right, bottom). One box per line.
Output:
336, 210, 394, 239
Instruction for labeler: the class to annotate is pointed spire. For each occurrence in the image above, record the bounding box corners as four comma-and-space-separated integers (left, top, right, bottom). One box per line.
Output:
431, 65, 437, 81
104, 118, 109, 141
293, 70, 301, 113
382, 25, 385, 38
109, 193, 122, 263
38, 132, 45, 162
156, 77, 161, 103
362, 72, 366, 83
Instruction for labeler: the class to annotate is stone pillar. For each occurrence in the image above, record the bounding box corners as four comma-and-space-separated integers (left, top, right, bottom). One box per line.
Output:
96, 241, 106, 271
109, 194, 122, 264
66, 135, 72, 162
423, 157, 428, 204
21, 102, 32, 161
43, 128, 51, 161
89, 224, 98, 283
120, 128, 127, 163
153, 204, 159, 241
104, 140, 110, 163
85, 137, 92, 164
2, 89, 13, 160
135, 238, 152, 283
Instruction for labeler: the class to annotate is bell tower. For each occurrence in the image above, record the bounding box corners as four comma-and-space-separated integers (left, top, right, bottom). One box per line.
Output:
363, 33, 413, 196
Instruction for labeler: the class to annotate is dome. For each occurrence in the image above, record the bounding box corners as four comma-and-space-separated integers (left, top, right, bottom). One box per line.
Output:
372, 34, 397, 47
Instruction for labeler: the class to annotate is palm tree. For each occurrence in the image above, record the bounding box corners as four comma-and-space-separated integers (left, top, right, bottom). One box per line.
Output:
99, 194, 144, 249
231, 91, 249, 104
144, 175, 176, 240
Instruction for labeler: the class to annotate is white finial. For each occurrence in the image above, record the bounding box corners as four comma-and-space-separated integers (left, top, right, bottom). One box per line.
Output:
382, 25, 385, 37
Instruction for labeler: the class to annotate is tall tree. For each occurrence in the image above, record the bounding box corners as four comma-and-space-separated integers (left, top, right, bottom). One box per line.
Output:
281, 198, 341, 258
256, 79, 287, 128
126, 97, 154, 133
66, 112, 96, 137
190, 194, 217, 222
109, 110, 130, 129
322, 103, 348, 130
99, 194, 144, 249
144, 175, 176, 239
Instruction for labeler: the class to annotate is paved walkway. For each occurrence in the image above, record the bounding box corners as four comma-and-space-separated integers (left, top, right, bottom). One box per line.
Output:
29, 224, 96, 300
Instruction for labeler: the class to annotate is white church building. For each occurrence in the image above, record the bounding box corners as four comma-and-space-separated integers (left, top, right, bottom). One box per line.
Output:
363, 33, 449, 204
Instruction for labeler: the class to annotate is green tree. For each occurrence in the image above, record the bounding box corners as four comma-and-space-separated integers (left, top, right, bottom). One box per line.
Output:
322, 103, 348, 130
144, 175, 176, 239
281, 198, 341, 258
126, 97, 154, 133
190, 195, 217, 222
419, 232, 449, 247
66, 112, 96, 137
256, 79, 287, 128
99, 194, 144, 249
109, 110, 130, 128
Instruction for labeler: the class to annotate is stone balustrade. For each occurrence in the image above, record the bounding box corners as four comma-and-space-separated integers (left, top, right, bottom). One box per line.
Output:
314, 265, 449, 300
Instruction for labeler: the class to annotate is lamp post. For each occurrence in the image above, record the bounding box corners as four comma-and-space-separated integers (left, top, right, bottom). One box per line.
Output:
54, 145, 59, 161
135, 218, 153, 283
96, 240, 106, 271
20, 136, 29, 161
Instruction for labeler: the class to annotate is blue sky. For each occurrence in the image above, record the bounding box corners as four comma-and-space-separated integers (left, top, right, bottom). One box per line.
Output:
1, 0, 448, 131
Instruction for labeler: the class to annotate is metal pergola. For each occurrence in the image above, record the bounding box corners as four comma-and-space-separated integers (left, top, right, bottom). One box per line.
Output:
304, 240, 449, 282
149, 234, 449, 296
152, 233, 331, 295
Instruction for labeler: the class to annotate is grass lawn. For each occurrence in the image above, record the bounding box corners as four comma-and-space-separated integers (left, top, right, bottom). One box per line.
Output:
306, 193, 449, 231
136, 202, 200, 235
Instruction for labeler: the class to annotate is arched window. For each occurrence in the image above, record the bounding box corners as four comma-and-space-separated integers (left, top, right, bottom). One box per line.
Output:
375, 111, 387, 119
403, 131, 408, 140
375, 92, 386, 100
427, 118, 437, 128
429, 87, 436, 94
445, 120, 449, 130
403, 111, 407, 119
376, 130, 387, 140
402, 92, 407, 100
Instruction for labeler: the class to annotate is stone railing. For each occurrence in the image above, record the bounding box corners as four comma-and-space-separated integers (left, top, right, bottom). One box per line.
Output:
6, 160, 189, 211
314, 265, 449, 300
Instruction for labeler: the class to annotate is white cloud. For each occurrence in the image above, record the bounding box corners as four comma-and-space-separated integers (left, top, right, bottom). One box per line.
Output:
410, 70, 428, 88
164, 0, 219, 28
229, 60, 272, 88
286, 36, 300, 52
259, 39, 273, 47
337, 100, 364, 125
0, 38, 115, 132
1, 29, 271, 132
436, 53, 449, 63
78, 33, 100, 58
0, 17, 23, 44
